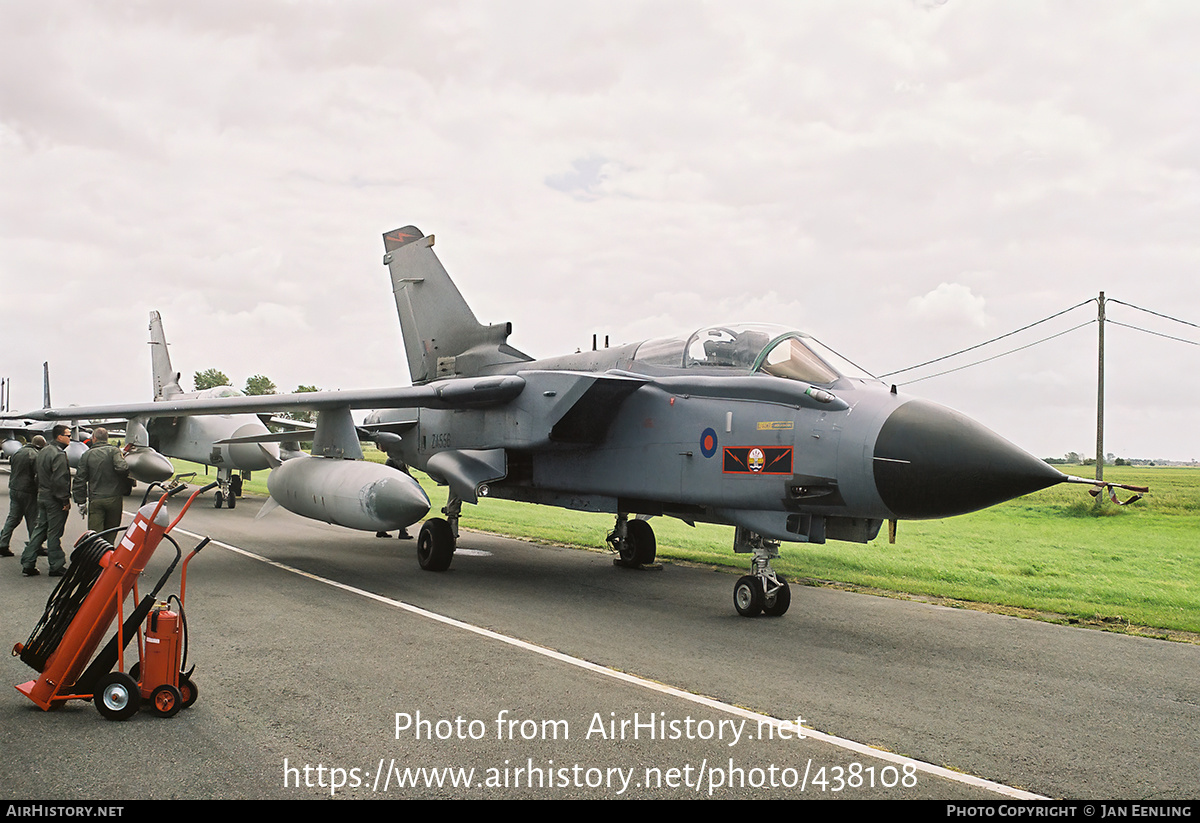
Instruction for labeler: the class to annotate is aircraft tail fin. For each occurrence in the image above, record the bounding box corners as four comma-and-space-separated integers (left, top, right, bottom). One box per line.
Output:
383, 226, 532, 385
149, 311, 184, 399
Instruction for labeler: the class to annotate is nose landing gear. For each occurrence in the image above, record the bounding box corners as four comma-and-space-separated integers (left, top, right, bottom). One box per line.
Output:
732, 527, 791, 617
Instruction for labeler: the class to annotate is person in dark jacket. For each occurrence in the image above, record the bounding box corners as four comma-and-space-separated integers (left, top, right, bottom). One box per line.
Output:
22, 425, 72, 577
0, 435, 44, 557
73, 427, 129, 544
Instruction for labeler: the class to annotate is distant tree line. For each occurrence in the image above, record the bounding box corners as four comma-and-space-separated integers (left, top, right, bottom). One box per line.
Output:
1044, 453, 1133, 467
192, 368, 319, 423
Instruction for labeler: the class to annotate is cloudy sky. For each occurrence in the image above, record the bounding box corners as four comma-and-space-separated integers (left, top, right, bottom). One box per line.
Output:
3, 1, 1198, 462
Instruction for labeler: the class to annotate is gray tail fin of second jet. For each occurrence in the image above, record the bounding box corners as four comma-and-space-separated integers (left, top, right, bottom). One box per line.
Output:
383, 226, 532, 385
149, 311, 184, 399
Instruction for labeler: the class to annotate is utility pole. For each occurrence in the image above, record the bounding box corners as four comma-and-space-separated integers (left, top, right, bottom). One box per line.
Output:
1095, 291, 1105, 484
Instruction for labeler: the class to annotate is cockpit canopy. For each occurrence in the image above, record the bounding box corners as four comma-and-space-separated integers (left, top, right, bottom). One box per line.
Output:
197, 386, 245, 400
634, 323, 874, 385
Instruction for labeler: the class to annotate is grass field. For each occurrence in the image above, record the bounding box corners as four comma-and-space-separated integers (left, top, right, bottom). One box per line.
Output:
168, 457, 1199, 638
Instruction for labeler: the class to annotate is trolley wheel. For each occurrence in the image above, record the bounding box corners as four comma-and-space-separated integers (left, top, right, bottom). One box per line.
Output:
179, 676, 199, 709
151, 684, 183, 718
128, 661, 141, 683
95, 672, 141, 721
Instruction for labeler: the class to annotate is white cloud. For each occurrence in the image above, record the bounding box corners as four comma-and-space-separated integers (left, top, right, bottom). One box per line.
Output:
907, 282, 989, 328
2, 1, 1198, 458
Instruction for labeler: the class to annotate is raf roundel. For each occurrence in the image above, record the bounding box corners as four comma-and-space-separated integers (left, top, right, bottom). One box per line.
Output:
700, 427, 718, 458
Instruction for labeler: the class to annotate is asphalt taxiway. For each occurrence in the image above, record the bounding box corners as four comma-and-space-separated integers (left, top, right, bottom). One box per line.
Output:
0, 484, 1196, 799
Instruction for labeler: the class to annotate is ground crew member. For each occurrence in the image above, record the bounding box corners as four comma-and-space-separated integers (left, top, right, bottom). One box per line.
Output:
73, 427, 129, 544
22, 425, 72, 577
0, 435, 44, 558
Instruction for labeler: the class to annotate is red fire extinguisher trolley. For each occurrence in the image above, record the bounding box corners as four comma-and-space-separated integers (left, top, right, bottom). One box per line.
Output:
13, 481, 218, 720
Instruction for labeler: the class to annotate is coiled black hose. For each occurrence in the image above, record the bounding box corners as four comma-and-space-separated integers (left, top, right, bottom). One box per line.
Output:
18, 532, 113, 672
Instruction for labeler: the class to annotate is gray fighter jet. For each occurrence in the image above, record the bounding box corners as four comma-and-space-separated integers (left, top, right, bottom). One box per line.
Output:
132, 311, 282, 507
7, 225, 1119, 616
2, 313, 279, 506
2, 363, 88, 467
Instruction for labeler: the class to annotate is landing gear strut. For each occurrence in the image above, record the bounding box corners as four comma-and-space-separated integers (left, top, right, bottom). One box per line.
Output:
607, 513, 657, 567
732, 527, 790, 617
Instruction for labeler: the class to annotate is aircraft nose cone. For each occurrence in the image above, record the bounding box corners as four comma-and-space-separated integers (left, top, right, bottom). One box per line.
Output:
873, 399, 1064, 519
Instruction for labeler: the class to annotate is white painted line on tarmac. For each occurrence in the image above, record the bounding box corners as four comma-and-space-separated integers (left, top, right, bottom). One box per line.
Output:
174, 526, 1045, 800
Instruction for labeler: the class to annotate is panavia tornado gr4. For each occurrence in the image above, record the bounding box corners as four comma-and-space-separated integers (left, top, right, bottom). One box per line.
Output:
8, 225, 1129, 616
359, 226, 1107, 618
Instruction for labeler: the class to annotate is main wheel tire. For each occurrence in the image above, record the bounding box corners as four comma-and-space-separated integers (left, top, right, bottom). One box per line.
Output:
179, 677, 198, 709
213, 490, 224, 509
151, 684, 183, 718
623, 519, 657, 566
231, 475, 243, 496
734, 575, 764, 617
96, 672, 141, 721
762, 576, 792, 617
226, 492, 236, 509
417, 519, 455, 572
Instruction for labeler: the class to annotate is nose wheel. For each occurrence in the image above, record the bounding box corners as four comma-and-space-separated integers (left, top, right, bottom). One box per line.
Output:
733, 573, 790, 617
732, 527, 791, 617
213, 469, 240, 508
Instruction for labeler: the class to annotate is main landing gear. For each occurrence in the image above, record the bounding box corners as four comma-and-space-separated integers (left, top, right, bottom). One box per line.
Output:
212, 469, 244, 509
606, 513, 658, 567
411, 497, 788, 618
416, 494, 460, 572
732, 527, 791, 617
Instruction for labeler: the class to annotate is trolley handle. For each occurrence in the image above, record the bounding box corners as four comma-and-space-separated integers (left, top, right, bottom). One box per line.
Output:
179, 536, 212, 609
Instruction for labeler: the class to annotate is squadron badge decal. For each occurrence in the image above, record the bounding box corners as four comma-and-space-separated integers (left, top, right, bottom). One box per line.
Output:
722, 446, 793, 475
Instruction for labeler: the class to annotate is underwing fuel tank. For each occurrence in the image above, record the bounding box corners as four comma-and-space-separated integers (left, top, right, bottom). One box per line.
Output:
267, 457, 431, 532
124, 446, 175, 483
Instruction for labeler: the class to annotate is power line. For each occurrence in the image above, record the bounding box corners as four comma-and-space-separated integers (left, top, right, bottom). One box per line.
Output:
1107, 319, 1199, 346
878, 298, 1096, 379
899, 320, 1095, 386
1107, 298, 1200, 330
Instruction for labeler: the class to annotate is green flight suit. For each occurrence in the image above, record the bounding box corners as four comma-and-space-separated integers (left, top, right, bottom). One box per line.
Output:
23, 440, 71, 574
73, 443, 129, 544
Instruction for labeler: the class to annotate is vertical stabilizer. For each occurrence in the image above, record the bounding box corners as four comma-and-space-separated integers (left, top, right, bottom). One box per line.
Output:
149, 311, 183, 399
383, 226, 531, 384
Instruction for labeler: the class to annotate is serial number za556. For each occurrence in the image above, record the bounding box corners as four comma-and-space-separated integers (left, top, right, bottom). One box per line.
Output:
428, 433, 452, 449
